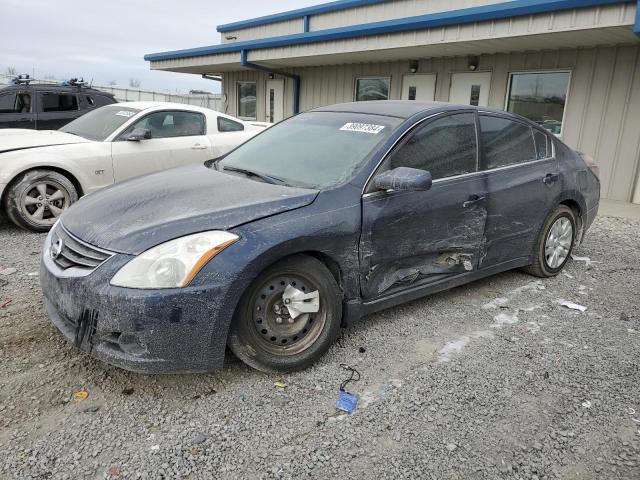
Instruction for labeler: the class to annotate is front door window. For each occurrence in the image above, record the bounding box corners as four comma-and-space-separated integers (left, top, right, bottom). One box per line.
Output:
386, 113, 478, 180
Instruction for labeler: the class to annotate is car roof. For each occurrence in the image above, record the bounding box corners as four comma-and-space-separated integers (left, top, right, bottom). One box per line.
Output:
311, 100, 507, 119
119, 101, 220, 114
0, 83, 115, 96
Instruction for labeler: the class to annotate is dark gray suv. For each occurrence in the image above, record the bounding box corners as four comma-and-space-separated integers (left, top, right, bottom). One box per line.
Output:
0, 77, 116, 130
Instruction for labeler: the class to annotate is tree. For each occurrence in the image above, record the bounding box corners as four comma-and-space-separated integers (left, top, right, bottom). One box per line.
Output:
108, 80, 117, 86
129, 78, 141, 88
6, 66, 16, 76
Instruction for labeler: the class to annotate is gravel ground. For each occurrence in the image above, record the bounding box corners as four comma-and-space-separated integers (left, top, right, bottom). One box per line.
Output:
0, 215, 639, 479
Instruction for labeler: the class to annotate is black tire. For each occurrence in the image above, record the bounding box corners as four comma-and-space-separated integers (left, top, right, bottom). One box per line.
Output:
523, 205, 576, 278
228, 255, 342, 373
4, 169, 78, 232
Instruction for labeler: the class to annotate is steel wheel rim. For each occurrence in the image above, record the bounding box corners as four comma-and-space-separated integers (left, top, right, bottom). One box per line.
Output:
20, 181, 70, 227
250, 273, 325, 356
544, 216, 573, 269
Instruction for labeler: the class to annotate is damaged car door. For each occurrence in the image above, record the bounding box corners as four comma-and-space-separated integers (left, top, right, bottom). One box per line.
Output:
478, 115, 560, 266
360, 112, 487, 299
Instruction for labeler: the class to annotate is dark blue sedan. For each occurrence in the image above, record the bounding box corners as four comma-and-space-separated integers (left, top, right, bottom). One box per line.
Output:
40, 101, 600, 373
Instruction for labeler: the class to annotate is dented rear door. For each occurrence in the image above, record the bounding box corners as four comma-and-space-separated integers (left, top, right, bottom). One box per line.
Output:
359, 112, 488, 300
478, 115, 559, 267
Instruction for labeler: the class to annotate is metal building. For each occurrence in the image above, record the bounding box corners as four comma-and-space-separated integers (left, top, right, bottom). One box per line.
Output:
146, 0, 640, 204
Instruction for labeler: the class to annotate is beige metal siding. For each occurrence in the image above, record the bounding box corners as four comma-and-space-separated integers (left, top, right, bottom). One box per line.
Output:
224, 46, 640, 201
220, 18, 304, 44
310, 0, 507, 31
217, 1, 636, 46
248, 4, 635, 64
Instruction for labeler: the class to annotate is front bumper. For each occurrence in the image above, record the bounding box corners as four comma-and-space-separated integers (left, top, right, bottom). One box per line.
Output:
40, 239, 236, 374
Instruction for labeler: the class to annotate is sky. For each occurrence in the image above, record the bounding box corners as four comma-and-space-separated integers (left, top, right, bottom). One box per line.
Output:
0, 0, 322, 93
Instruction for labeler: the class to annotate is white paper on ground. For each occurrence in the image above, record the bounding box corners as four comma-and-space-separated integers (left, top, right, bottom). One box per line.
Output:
559, 300, 587, 312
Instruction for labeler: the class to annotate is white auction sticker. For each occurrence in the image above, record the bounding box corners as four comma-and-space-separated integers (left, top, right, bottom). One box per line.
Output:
340, 123, 385, 134
116, 111, 135, 117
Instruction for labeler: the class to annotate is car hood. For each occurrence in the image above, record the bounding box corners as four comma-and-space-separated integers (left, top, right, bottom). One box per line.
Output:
61, 164, 319, 254
0, 129, 90, 153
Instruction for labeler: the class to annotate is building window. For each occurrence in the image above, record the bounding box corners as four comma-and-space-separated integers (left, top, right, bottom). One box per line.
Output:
506, 71, 571, 135
355, 77, 390, 102
237, 82, 257, 120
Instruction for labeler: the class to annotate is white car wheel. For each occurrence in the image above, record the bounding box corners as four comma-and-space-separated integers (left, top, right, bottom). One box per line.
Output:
4, 170, 78, 232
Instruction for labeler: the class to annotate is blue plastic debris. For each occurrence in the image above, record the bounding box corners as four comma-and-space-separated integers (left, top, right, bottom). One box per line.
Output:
336, 389, 359, 414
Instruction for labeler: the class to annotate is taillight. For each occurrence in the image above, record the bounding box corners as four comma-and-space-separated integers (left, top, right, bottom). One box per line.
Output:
578, 151, 599, 178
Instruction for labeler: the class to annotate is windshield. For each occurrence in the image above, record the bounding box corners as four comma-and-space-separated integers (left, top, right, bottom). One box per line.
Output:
60, 105, 140, 141
221, 111, 402, 188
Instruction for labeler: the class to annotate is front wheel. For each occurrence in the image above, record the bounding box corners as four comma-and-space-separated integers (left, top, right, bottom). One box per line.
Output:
4, 169, 78, 232
523, 205, 576, 278
228, 255, 342, 373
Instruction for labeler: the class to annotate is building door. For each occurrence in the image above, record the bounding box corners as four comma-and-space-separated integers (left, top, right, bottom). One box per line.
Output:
265, 79, 285, 123
401, 74, 436, 101
449, 72, 492, 107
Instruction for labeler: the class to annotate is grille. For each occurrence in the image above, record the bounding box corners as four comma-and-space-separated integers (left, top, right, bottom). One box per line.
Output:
51, 225, 113, 271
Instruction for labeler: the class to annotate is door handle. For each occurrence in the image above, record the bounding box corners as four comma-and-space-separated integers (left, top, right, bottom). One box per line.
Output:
543, 173, 559, 184
462, 194, 485, 208
191, 144, 208, 150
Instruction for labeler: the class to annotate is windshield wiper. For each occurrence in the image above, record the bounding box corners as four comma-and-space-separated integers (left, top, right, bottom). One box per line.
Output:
223, 165, 287, 185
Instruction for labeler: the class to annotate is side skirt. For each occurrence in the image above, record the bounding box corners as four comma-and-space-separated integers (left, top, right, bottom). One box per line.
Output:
359, 257, 530, 317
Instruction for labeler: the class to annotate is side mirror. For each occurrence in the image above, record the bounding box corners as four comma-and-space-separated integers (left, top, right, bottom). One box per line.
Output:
124, 128, 151, 141
374, 167, 432, 192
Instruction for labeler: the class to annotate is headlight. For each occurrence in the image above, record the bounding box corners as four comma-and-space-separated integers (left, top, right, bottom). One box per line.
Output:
110, 231, 239, 289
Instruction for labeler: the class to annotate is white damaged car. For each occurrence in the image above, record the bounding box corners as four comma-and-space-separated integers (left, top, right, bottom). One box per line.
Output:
0, 102, 268, 231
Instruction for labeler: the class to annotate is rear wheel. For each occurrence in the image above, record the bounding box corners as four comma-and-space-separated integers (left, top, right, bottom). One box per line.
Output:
4, 169, 78, 232
523, 205, 576, 277
228, 255, 342, 372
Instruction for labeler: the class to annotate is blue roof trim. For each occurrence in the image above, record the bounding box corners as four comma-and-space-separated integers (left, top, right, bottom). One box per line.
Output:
216, 0, 387, 32
146, 0, 630, 62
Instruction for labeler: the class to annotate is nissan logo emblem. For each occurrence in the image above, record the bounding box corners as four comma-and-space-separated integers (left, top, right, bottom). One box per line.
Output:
50, 237, 64, 260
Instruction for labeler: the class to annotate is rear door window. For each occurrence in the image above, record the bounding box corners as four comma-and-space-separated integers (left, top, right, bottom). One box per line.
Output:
40, 93, 79, 112
387, 113, 478, 180
479, 115, 536, 169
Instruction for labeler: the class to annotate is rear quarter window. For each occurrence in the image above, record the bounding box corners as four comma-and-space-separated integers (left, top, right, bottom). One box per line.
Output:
533, 130, 551, 160
218, 116, 244, 132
